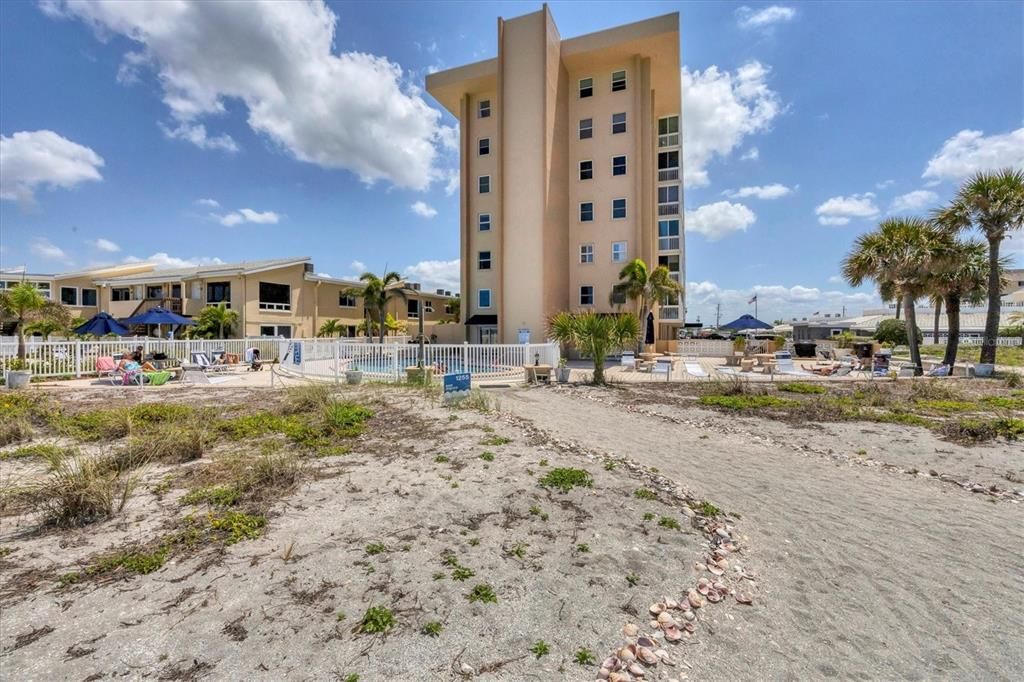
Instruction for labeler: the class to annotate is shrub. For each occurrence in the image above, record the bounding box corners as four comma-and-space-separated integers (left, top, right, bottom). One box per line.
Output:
980, 395, 1024, 410
574, 648, 595, 666
466, 583, 498, 604
91, 547, 168, 576
657, 516, 681, 530
206, 511, 266, 544
529, 640, 550, 659
538, 467, 593, 493
874, 318, 921, 347
633, 488, 657, 501
777, 382, 826, 394
421, 621, 443, 637
1, 442, 63, 461
694, 500, 722, 517
357, 605, 395, 634
322, 401, 373, 436
30, 454, 138, 526
181, 485, 240, 507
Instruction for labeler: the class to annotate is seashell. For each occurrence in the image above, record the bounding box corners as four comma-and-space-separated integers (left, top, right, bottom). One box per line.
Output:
694, 562, 707, 571
602, 656, 622, 671
662, 624, 682, 642
713, 547, 728, 559
649, 619, 660, 629
636, 635, 657, 649
707, 564, 724, 576
598, 669, 611, 680
735, 592, 753, 605
649, 603, 664, 616
715, 527, 730, 539
687, 589, 704, 609
623, 623, 639, 638
657, 611, 675, 625
609, 672, 632, 682
683, 621, 696, 633
655, 648, 675, 665
706, 590, 722, 603
681, 609, 695, 622
627, 662, 647, 677
664, 598, 679, 610
618, 645, 637, 663
636, 647, 659, 665
697, 577, 711, 588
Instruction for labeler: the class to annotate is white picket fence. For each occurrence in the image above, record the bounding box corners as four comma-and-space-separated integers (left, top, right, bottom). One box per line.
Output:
276, 339, 560, 384
0, 337, 284, 378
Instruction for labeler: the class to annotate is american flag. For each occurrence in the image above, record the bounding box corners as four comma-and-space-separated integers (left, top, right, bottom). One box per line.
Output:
748, 294, 757, 304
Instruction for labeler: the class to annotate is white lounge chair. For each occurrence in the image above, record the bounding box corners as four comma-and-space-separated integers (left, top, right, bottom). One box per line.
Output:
191, 352, 230, 373
620, 351, 636, 371
774, 351, 814, 376
651, 357, 672, 382
683, 356, 709, 378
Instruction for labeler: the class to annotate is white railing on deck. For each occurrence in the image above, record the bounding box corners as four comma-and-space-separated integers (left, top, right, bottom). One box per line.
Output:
676, 339, 735, 357
277, 340, 560, 384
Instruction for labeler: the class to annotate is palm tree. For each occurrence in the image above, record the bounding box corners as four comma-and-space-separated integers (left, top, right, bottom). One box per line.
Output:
196, 302, 239, 338
610, 259, 682, 353
842, 218, 950, 375
927, 239, 995, 368
933, 168, 1024, 366
446, 297, 461, 323
359, 271, 404, 344
318, 319, 343, 338
0, 282, 71, 361
548, 311, 639, 384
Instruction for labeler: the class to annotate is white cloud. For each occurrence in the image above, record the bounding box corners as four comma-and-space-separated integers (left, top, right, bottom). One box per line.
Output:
444, 169, 460, 196
195, 198, 220, 208
402, 259, 460, 291
685, 201, 756, 241
827, 275, 844, 284
30, 238, 71, 263
875, 179, 895, 190
922, 128, 1024, 183
735, 5, 797, 30
740, 147, 759, 161
45, 0, 446, 190
682, 61, 784, 188
815, 192, 879, 226
686, 279, 877, 325
123, 252, 225, 269
723, 183, 793, 200
410, 200, 438, 218
212, 208, 280, 226
435, 125, 459, 153
0, 130, 104, 204
349, 260, 367, 274
93, 238, 121, 253
888, 189, 939, 214
159, 122, 238, 152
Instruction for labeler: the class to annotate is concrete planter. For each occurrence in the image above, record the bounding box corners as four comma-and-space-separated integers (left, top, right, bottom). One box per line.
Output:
555, 366, 571, 383
974, 363, 995, 378
6, 370, 32, 389
345, 370, 363, 385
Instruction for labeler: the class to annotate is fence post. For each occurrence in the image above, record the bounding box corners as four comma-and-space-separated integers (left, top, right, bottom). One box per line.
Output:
391, 344, 399, 383
334, 339, 340, 384
462, 342, 468, 373
74, 340, 82, 377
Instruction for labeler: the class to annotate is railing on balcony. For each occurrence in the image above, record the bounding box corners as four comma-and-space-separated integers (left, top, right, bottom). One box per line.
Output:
259, 301, 291, 311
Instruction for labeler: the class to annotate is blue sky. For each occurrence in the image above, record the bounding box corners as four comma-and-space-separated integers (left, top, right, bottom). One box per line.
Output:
1, 0, 1021, 324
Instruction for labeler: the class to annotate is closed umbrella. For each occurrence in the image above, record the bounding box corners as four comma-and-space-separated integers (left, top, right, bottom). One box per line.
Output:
645, 311, 655, 345
121, 306, 195, 337
74, 312, 130, 337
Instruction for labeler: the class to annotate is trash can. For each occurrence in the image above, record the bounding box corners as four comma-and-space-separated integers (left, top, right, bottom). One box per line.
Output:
793, 342, 817, 358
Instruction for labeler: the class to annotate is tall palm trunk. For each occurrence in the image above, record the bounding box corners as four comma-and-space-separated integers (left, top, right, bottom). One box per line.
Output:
636, 301, 648, 354
980, 236, 1002, 365
378, 306, 386, 344
932, 298, 942, 344
942, 293, 961, 368
17, 320, 27, 361
903, 292, 922, 375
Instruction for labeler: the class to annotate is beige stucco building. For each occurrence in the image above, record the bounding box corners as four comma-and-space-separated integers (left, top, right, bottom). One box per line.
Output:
427, 7, 684, 344
1, 258, 458, 339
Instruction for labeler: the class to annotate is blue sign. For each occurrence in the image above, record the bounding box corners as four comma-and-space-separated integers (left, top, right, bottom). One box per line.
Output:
443, 372, 471, 401
292, 341, 302, 366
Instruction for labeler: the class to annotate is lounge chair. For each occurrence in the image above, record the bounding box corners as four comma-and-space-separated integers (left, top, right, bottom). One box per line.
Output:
651, 357, 672, 382
182, 369, 236, 385
190, 352, 230, 373
142, 370, 173, 386
927, 364, 951, 377
683, 356, 709, 378
620, 351, 636, 371
774, 351, 814, 376
95, 356, 119, 385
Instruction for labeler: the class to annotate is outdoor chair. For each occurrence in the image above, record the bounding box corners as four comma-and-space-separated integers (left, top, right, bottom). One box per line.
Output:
774, 351, 814, 376
95, 356, 119, 385
926, 364, 951, 377
683, 356, 709, 378
651, 357, 672, 382
620, 351, 636, 371
142, 370, 173, 386
190, 352, 230, 373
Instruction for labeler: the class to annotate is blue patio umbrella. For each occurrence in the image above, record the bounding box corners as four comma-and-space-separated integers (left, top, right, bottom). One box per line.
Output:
74, 312, 130, 337
720, 314, 772, 331
121, 307, 195, 337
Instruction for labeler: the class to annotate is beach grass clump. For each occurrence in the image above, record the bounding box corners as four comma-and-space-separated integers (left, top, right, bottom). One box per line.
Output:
915, 399, 977, 412
980, 395, 1024, 410
699, 394, 797, 410
942, 417, 1024, 443
693, 500, 722, 517
657, 516, 681, 530
633, 488, 658, 501
181, 485, 240, 507
283, 383, 333, 414
421, 621, 443, 637
322, 401, 373, 436
0, 442, 64, 461
466, 583, 498, 604
539, 467, 593, 493
480, 434, 511, 446
129, 423, 208, 464
529, 640, 550, 659
776, 382, 827, 394
29, 454, 138, 527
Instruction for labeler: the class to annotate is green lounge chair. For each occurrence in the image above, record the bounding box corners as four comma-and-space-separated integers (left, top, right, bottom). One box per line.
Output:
143, 371, 173, 386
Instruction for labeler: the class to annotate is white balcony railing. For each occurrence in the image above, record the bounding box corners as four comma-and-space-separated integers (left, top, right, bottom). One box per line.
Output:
259, 302, 291, 311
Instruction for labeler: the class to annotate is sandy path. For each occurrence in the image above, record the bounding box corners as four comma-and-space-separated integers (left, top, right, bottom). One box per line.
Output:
501, 387, 1024, 681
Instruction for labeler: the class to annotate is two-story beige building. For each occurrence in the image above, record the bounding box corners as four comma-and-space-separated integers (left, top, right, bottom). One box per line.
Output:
427, 7, 684, 344
1, 258, 457, 339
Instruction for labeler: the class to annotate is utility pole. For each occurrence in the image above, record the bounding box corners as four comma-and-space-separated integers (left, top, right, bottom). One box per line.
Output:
715, 303, 721, 329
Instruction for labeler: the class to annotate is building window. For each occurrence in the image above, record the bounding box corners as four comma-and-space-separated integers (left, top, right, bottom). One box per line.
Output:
658, 150, 680, 182
479, 213, 491, 231
478, 289, 491, 308
478, 175, 490, 194
478, 250, 492, 270
37, 282, 51, 299
612, 155, 626, 176
60, 287, 78, 306
424, 300, 434, 314
611, 70, 626, 92
479, 137, 490, 155
612, 112, 626, 134
81, 288, 98, 306
658, 185, 680, 216
171, 284, 181, 298
611, 290, 627, 305
579, 160, 593, 181
658, 254, 681, 275
478, 99, 491, 118
580, 244, 594, 264
658, 219, 681, 251
207, 281, 231, 305
658, 115, 680, 147
579, 202, 594, 222
612, 241, 627, 263
339, 293, 357, 307
258, 281, 291, 311
579, 77, 593, 98
112, 287, 131, 302
407, 299, 420, 319
579, 118, 593, 140
146, 285, 163, 299
259, 325, 291, 338
580, 286, 594, 306
612, 198, 627, 219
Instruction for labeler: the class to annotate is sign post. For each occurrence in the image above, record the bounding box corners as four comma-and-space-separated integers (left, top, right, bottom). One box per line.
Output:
442, 371, 471, 403
292, 341, 302, 367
